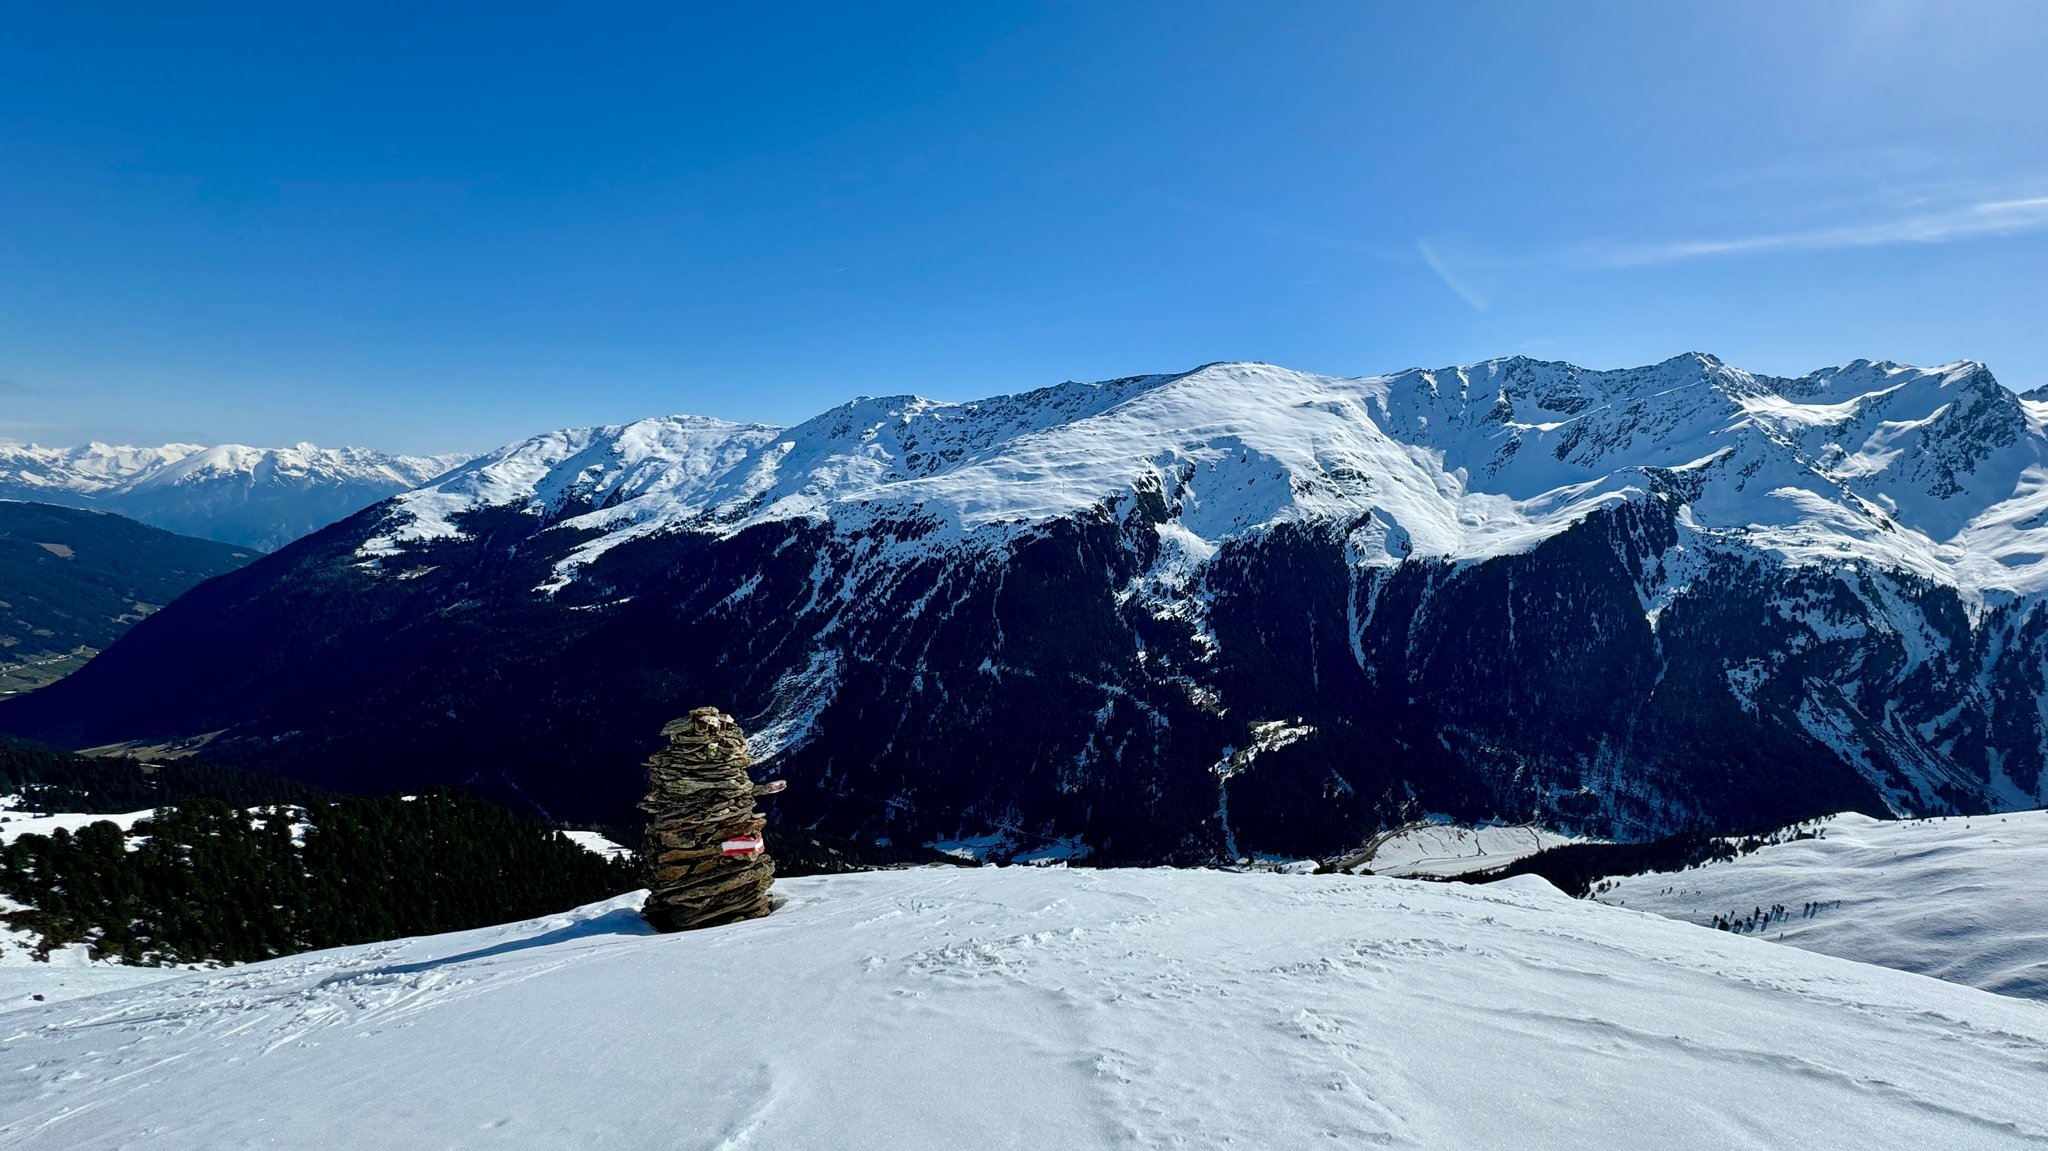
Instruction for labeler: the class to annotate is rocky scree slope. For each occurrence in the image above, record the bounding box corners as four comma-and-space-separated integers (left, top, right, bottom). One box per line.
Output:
6, 355, 2048, 862
0, 441, 468, 550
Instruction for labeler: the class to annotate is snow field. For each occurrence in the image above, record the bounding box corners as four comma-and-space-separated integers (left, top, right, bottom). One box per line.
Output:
559, 830, 631, 862
1342, 821, 1586, 878
2, 867, 2046, 1149
0, 938, 175, 1013
0, 809, 152, 846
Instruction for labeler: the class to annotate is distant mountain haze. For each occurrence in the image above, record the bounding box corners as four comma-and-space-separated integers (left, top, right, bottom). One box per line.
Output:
0, 442, 470, 551
7, 354, 2046, 861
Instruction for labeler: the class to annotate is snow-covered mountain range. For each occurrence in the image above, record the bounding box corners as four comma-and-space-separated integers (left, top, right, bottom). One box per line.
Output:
4, 868, 2044, 1149
365, 353, 2048, 597
0, 441, 468, 550
8, 354, 2048, 859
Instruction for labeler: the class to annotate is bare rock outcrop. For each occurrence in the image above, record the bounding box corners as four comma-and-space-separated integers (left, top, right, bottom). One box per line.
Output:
639, 707, 782, 931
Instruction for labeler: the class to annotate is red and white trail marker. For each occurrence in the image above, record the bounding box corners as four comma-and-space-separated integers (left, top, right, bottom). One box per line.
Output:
721, 836, 766, 857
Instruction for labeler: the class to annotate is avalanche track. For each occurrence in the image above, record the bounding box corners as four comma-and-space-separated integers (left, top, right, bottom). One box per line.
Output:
2, 867, 2045, 1150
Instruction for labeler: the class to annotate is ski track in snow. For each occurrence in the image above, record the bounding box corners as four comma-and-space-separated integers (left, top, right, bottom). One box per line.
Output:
1, 868, 2045, 1149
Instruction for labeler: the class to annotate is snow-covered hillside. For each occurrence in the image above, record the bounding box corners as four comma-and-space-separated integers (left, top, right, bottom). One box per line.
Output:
0, 800, 164, 1007
0, 440, 468, 549
1, 867, 2043, 1150
1596, 808, 2048, 999
1338, 821, 1587, 878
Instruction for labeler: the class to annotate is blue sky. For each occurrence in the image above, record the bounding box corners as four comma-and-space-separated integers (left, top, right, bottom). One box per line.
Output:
3, 1, 2045, 453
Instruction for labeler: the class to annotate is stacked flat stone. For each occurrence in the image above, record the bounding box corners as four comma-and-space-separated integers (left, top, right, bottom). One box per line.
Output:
639, 707, 779, 932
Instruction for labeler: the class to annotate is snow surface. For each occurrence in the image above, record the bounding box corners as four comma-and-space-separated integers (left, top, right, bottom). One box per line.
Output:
0, 944, 177, 1013
1596, 808, 2048, 1000
3, 867, 2046, 1149
353, 354, 2048, 600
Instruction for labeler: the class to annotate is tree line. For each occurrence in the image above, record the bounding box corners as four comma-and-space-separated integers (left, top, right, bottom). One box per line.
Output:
0, 730, 962, 968
2, 791, 638, 965
1457, 818, 1836, 897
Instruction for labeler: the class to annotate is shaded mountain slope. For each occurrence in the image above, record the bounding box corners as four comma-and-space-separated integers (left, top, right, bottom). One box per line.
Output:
0, 502, 254, 693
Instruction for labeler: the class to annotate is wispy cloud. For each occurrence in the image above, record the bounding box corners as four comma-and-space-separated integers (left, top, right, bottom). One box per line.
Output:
1416, 239, 1489, 311
1591, 195, 2048, 268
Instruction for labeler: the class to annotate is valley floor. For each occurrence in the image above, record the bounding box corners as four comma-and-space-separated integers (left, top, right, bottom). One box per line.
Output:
2, 867, 2045, 1149
0, 649, 94, 697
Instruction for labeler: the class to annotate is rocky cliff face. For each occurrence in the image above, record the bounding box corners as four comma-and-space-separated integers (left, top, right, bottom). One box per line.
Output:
5, 355, 2045, 862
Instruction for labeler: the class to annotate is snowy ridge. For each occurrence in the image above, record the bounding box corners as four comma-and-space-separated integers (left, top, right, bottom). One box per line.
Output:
358, 354, 2048, 598
2, 868, 2045, 1149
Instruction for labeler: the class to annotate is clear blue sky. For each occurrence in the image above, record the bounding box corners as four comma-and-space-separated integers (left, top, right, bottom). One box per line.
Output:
3, 1, 2045, 454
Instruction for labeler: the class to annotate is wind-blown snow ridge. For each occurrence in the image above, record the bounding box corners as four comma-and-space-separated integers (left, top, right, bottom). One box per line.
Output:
2, 867, 2045, 1149
360, 354, 2048, 597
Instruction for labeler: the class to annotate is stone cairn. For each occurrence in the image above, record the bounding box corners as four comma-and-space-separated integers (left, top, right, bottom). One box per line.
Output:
639, 707, 784, 932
